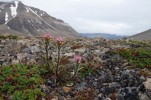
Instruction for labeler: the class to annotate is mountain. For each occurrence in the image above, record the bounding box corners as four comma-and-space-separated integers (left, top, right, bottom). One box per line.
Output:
80, 33, 127, 40
129, 29, 151, 40
0, 0, 78, 37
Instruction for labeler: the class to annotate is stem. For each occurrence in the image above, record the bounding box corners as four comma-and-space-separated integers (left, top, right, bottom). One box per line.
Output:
45, 41, 50, 68
56, 46, 61, 84
72, 63, 79, 78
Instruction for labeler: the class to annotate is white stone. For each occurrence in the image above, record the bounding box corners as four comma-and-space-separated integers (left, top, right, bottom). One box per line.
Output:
12, 60, 19, 64
64, 53, 75, 57
144, 78, 151, 90
74, 48, 85, 53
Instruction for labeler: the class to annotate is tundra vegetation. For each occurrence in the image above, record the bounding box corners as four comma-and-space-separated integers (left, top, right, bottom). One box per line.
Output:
0, 34, 151, 100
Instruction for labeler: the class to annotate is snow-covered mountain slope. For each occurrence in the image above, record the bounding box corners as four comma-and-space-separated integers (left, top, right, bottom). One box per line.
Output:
0, 0, 78, 37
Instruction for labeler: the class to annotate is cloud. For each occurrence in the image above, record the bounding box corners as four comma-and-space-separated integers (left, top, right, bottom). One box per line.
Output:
72, 18, 130, 35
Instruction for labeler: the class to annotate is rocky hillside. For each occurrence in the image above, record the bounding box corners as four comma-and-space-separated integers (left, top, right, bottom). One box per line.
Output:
0, 0, 78, 37
129, 29, 151, 41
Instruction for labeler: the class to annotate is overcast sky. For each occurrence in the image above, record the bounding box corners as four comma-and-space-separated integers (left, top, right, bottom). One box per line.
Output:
1, 0, 151, 35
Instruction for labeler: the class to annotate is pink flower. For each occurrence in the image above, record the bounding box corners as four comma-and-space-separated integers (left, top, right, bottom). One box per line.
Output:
55, 36, 65, 45
73, 55, 82, 63
43, 33, 53, 40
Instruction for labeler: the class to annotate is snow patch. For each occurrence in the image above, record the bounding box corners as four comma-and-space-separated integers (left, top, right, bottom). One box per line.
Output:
5, 13, 9, 22
41, 14, 43, 16
54, 21, 70, 26
0, 10, 1, 12
25, 7, 29, 12
38, 30, 40, 32
28, 20, 30, 22
28, 7, 41, 18
10, 1, 19, 17
5, 1, 19, 24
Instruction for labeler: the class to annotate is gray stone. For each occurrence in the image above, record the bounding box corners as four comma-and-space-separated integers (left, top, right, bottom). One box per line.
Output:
138, 92, 151, 100
29, 46, 40, 53
27, 59, 36, 65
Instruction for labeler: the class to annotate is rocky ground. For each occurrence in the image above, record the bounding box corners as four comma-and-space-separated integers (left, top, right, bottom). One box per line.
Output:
0, 37, 151, 100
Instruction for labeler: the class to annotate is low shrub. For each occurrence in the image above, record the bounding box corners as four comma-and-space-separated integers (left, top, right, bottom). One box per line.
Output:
0, 64, 46, 100
0, 35, 18, 40
113, 48, 151, 68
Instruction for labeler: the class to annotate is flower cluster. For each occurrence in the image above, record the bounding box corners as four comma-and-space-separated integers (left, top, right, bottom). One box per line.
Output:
43, 33, 53, 41
73, 55, 82, 63
55, 36, 65, 46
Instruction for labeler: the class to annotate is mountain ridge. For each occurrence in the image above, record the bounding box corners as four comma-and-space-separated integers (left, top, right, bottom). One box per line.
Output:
129, 29, 151, 40
0, 0, 78, 37
80, 33, 127, 40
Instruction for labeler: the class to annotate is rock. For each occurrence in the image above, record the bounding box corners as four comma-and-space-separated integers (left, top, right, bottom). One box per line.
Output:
100, 48, 110, 54
102, 98, 111, 100
109, 82, 121, 89
119, 87, 139, 100
142, 78, 151, 100
11, 60, 19, 64
27, 59, 36, 65
74, 48, 85, 53
98, 69, 113, 83
144, 78, 151, 90
66, 82, 74, 87
40, 85, 50, 94
0, 44, 4, 48
121, 69, 130, 79
98, 93, 103, 98
94, 50, 101, 55
116, 94, 125, 100
93, 57, 103, 63
17, 53, 26, 61
51, 96, 58, 100
42, 98, 45, 100
75, 81, 87, 91
29, 45, 40, 53
64, 53, 75, 57
138, 92, 151, 100
62, 86, 71, 93
46, 77, 56, 88
22, 47, 30, 53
